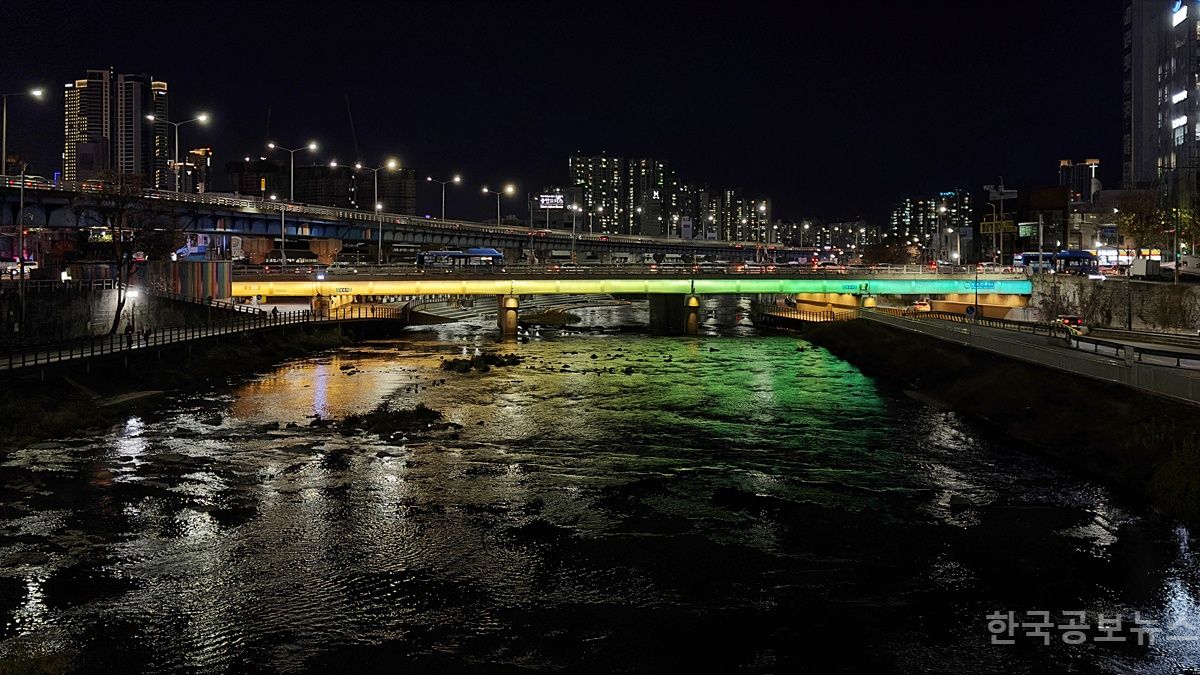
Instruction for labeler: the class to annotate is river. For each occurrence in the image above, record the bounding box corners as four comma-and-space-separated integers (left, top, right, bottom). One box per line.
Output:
2, 297, 1199, 673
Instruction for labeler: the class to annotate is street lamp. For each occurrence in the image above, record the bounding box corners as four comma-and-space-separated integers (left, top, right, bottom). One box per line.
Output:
483, 184, 516, 228
2, 87, 43, 177
426, 175, 461, 221
146, 113, 208, 191
267, 140, 318, 201
339, 159, 398, 264
590, 205, 604, 235
268, 194, 287, 270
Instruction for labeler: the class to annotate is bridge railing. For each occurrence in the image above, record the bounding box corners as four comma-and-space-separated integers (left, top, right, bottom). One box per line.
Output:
0, 303, 407, 372
232, 262, 1026, 280
750, 302, 858, 323
0, 278, 119, 292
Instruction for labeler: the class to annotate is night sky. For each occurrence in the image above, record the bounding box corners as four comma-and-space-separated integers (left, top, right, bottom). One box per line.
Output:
4, 0, 1121, 223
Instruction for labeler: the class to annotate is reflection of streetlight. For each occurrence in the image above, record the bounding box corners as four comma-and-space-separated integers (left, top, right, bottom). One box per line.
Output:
426, 174, 462, 220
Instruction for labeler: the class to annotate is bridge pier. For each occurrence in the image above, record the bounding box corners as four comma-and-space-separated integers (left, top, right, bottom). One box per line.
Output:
497, 294, 520, 336
648, 294, 701, 335
241, 237, 273, 265
308, 238, 342, 265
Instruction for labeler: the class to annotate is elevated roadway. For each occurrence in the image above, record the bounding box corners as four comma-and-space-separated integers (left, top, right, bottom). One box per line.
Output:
3, 181, 809, 261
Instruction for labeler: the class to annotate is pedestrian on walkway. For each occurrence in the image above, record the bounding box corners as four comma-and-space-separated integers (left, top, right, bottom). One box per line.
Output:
125, 324, 134, 349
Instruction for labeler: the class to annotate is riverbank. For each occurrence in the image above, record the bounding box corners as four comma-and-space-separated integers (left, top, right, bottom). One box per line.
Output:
0, 326, 364, 451
797, 319, 1200, 521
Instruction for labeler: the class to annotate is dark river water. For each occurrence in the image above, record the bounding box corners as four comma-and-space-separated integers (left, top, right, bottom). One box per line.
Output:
3, 297, 1200, 673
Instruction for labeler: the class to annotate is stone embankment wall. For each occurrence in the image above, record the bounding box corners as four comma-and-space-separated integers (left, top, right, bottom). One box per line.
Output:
0, 286, 248, 347
1030, 275, 1200, 332
797, 319, 1200, 521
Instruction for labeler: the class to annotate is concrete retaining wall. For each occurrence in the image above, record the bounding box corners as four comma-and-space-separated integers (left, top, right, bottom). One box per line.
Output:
0, 287, 248, 347
1031, 275, 1200, 332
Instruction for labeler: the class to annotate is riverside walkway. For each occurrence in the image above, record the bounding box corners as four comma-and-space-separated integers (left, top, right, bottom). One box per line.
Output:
756, 302, 1200, 406
0, 304, 407, 373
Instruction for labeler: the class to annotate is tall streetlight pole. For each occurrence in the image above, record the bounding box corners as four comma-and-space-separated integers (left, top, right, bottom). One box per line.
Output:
268, 194, 287, 270
267, 141, 318, 202
570, 204, 582, 261
335, 159, 398, 264
145, 112, 209, 191
483, 184, 516, 229
590, 205, 603, 235
426, 174, 461, 220
2, 88, 43, 177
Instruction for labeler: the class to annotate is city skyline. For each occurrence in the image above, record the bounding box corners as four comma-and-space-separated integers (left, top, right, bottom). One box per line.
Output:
1, 1, 1119, 224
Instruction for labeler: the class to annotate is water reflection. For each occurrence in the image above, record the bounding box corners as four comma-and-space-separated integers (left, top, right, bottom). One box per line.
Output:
0, 301, 1197, 672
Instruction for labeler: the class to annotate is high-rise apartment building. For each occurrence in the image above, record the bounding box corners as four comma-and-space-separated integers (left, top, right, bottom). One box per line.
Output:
889, 190, 972, 260
1124, 0, 1200, 206
62, 68, 169, 187
569, 153, 772, 241
569, 154, 625, 234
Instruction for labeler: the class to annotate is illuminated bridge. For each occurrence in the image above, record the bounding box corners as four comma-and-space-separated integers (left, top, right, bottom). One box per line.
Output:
231, 269, 1033, 335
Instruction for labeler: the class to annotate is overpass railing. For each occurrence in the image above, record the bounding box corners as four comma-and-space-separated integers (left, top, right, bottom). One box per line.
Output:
0, 304, 406, 372
233, 263, 1017, 280
0, 278, 119, 292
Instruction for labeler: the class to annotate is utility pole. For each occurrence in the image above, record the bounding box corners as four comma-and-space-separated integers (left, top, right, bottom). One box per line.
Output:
1037, 213, 1045, 277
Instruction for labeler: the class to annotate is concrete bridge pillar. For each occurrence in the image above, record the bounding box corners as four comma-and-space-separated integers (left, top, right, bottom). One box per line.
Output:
498, 295, 520, 336
242, 237, 273, 265
684, 295, 701, 335
649, 294, 701, 335
309, 238, 342, 265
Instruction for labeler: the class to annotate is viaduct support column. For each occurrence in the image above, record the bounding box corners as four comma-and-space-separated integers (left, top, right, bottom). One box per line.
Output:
308, 238, 343, 265
648, 294, 701, 335
241, 237, 273, 265
498, 295, 520, 337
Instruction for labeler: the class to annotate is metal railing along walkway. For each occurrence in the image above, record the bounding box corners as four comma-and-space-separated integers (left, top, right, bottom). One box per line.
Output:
859, 309, 1200, 405
0, 304, 407, 373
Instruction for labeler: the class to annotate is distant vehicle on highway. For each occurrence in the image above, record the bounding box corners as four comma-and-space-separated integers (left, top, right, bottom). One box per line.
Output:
1056, 314, 1084, 327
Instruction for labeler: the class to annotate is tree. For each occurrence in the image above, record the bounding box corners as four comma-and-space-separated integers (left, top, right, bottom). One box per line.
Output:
1116, 190, 1165, 255
861, 241, 917, 265
72, 173, 177, 335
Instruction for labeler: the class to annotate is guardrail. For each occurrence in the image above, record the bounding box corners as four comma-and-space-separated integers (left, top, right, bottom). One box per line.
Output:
234, 263, 1019, 280
143, 287, 263, 314
873, 306, 1069, 338
0, 304, 407, 372
752, 303, 858, 323
861, 309, 1200, 405
0, 278, 119, 291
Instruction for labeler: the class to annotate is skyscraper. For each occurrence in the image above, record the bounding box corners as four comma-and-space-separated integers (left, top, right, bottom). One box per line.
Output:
1123, 0, 1195, 206
62, 68, 168, 186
